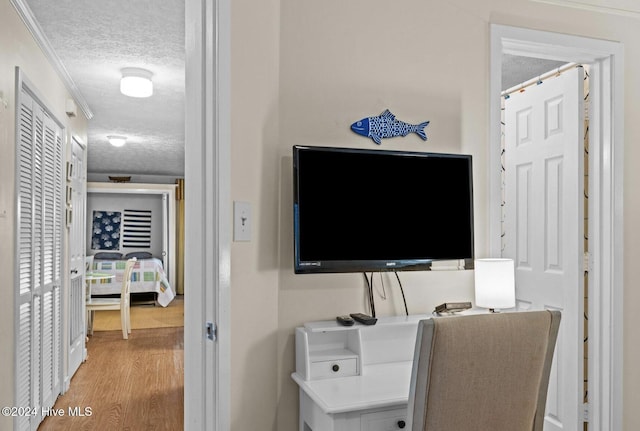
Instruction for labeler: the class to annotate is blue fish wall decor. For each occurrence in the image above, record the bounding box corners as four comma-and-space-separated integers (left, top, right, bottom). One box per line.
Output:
350, 109, 429, 145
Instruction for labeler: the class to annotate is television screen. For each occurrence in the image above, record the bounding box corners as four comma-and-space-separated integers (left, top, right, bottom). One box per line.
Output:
293, 145, 474, 274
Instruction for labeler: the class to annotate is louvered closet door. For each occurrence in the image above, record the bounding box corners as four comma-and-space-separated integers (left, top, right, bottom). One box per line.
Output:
16, 74, 63, 431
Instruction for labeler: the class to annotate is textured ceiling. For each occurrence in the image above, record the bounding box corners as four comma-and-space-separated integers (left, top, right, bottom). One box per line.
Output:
21, 2, 564, 180
502, 54, 566, 91
25, 0, 185, 178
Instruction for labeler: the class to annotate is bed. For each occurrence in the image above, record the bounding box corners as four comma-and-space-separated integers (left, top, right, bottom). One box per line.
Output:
89, 254, 175, 307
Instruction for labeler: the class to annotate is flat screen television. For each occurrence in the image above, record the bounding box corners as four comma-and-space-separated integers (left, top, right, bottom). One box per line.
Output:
293, 145, 474, 274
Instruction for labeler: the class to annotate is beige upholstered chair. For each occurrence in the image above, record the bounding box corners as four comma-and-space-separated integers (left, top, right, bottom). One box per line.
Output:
407, 310, 561, 431
86, 257, 137, 340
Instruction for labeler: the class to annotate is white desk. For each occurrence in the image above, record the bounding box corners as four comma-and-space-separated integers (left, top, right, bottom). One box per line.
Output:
292, 314, 438, 431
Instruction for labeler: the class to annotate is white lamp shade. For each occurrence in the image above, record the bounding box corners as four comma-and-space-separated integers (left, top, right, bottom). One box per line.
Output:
474, 258, 516, 309
120, 67, 153, 98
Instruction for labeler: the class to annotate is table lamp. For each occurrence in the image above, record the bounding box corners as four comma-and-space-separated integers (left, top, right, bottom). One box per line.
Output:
474, 258, 515, 312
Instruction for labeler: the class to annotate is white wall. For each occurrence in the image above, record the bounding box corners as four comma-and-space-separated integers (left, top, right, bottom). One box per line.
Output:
0, 1, 88, 428
229, 1, 640, 430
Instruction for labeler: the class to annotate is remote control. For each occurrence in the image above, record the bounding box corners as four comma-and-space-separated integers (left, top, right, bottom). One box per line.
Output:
349, 313, 377, 325
336, 315, 355, 326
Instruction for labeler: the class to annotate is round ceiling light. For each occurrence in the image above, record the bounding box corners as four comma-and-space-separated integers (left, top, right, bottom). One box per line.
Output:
107, 135, 127, 147
120, 67, 153, 98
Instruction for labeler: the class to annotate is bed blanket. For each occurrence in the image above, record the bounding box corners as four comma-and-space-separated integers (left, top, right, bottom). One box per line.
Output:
90, 257, 175, 307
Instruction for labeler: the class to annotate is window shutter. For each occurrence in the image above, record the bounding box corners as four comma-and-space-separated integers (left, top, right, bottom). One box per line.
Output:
123, 209, 153, 248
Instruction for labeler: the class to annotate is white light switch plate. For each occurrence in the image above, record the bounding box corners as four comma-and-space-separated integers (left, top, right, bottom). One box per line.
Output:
233, 201, 251, 241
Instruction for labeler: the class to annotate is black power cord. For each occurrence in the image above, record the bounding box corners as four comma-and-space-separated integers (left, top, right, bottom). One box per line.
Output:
363, 272, 409, 317
362, 272, 376, 317
394, 271, 409, 316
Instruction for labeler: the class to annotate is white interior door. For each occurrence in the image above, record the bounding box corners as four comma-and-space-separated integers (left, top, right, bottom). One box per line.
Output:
503, 67, 584, 430
67, 136, 86, 380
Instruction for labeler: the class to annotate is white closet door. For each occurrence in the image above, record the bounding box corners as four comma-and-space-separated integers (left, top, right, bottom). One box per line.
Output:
16, 88, 38, 431
40, 112, 63, 412
503, 67, 584, 430
15, 71, 63, 431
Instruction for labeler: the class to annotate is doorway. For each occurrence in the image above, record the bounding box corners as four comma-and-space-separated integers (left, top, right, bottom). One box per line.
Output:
489, 24, 624, 430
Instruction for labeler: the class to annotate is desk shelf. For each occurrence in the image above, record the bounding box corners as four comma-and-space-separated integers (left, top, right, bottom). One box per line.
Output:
297, 326, 362, 381
293, 316, 429, 431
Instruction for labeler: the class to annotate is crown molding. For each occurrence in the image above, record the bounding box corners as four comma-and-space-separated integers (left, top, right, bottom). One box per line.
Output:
530, 0, 640, 18
10, 0, 94, 119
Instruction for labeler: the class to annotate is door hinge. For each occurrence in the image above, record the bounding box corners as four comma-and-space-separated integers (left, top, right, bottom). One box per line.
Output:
583, 251, 591, 273
206, 321, 217, 341
582, 402, 589, 423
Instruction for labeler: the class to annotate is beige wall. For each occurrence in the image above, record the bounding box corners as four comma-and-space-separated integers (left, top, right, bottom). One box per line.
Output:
0, 1, 87, 429
230, 0, 281, 429
230, 1, 640, 430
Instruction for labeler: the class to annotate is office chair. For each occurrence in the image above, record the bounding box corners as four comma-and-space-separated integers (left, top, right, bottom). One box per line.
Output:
407, 310, 561, 431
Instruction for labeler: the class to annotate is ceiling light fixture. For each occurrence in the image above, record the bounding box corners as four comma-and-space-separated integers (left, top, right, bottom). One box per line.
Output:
107, 135, 127, 147
120, 67, 153, 98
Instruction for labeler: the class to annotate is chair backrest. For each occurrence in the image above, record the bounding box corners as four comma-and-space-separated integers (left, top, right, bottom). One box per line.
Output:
120, 257, 137, 307
407, 310, 561, 431
85, 255, 94, 273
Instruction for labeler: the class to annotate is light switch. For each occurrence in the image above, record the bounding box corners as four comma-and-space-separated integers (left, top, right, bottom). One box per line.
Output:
233, 201, 251, 242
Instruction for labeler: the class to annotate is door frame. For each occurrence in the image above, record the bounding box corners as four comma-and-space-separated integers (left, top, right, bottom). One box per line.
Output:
85, 182, 177, 289
184, 0, 231, 430
10, 0, 232, 428
489, 24, 624, 430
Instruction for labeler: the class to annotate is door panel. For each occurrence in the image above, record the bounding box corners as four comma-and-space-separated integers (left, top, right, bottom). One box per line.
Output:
68, 137, 87, 378
504, 67, 584, 430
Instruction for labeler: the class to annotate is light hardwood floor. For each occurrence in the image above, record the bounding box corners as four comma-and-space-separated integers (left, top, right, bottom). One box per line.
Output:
92, 296, 184, 331
38, 298, 184, 430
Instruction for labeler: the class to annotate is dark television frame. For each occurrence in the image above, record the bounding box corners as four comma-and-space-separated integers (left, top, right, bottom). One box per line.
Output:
292, 145, 475, 274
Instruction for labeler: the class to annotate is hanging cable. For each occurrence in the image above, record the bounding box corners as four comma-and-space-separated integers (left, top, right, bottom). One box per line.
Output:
362, 272, 376, 317
394, 271, 409, 316
376, 272, 387, 300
